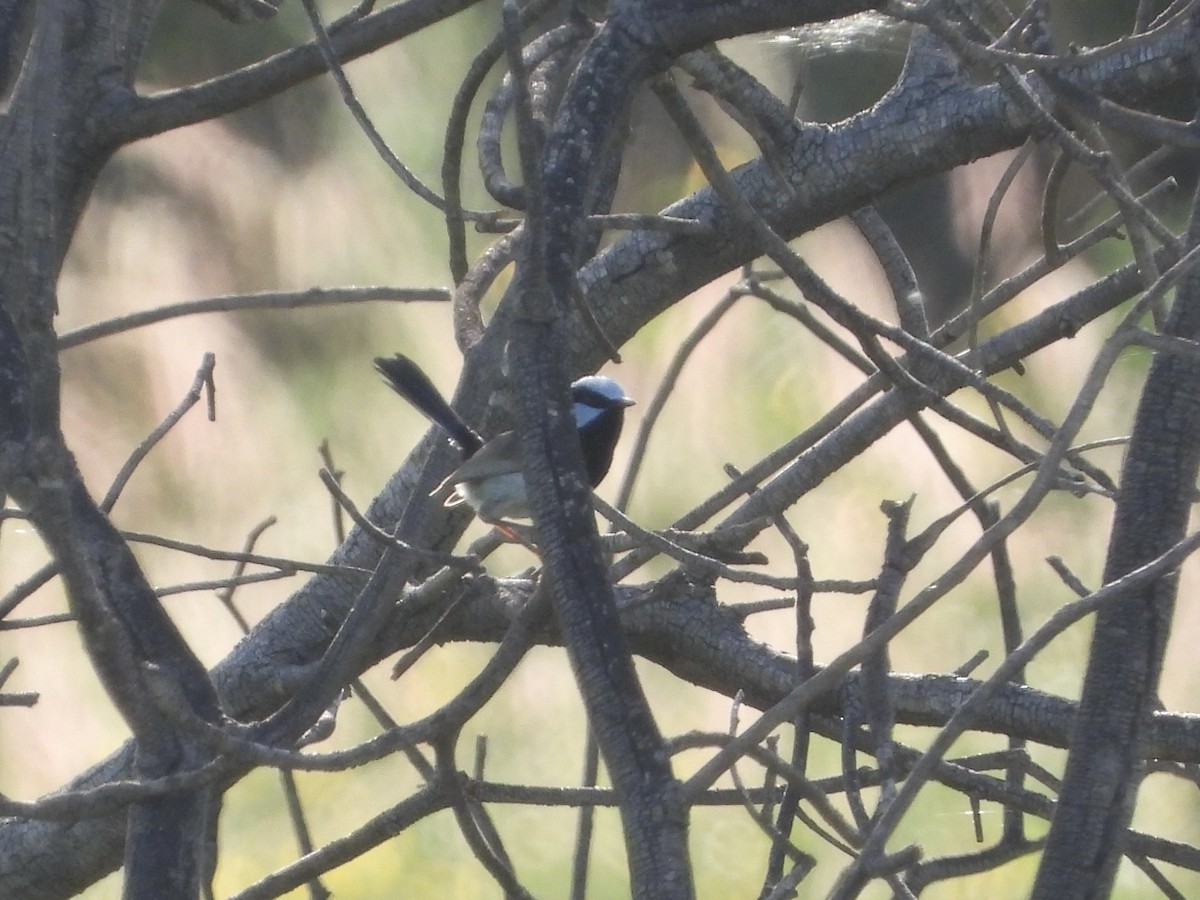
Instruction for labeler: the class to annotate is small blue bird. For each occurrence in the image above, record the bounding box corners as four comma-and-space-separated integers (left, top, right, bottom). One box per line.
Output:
374, 354, 634, 525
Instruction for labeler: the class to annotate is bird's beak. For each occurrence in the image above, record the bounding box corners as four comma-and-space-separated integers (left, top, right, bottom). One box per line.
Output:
620, 397, 636, 407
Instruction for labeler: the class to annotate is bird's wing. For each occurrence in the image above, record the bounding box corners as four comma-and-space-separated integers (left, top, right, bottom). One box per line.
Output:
442, 431, 523, 482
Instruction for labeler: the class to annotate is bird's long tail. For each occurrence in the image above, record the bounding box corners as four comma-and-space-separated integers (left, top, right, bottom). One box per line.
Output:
374, 354, 484, 456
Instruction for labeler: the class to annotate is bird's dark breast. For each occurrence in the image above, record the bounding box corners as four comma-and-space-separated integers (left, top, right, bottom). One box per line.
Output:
579, 410, 625, 486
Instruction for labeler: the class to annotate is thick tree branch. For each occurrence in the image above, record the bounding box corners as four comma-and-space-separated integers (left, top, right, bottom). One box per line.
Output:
1033, 183, 1200, 899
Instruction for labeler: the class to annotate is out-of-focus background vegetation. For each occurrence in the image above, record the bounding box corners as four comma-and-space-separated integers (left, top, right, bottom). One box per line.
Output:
4, 1, 1200, 896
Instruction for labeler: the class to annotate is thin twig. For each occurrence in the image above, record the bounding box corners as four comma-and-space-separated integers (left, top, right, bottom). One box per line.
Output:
59, 286, 447, 349
101, 353, 216, 512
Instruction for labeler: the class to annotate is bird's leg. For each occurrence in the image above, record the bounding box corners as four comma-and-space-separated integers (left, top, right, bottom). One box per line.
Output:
482, 517, 540, 555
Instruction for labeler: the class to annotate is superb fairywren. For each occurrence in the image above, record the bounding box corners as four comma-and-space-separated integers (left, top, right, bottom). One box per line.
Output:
374, 354, 634, 525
